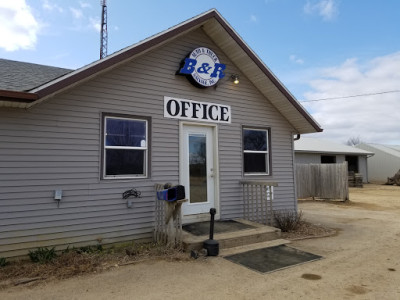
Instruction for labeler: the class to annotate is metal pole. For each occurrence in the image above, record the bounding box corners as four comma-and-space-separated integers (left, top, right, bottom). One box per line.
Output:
209, 208, 216, 240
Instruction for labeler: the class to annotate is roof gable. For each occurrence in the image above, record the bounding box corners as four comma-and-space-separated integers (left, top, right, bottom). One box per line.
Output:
0, 9, 321, 133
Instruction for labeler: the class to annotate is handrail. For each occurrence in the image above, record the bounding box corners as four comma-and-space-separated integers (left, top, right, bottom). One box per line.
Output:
239, 180, 278, 187
240, 180, 276, 225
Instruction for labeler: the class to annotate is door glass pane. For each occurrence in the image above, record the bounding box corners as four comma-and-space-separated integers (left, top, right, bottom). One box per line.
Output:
189, 133, 207, 203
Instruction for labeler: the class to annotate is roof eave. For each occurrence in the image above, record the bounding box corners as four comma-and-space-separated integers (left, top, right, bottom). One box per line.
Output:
0, 89, 38, 108
27, 9, 218, 107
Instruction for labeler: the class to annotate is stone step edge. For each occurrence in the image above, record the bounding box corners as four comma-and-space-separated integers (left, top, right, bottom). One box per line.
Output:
219, 238, 291, 257
181, 226, 281, 244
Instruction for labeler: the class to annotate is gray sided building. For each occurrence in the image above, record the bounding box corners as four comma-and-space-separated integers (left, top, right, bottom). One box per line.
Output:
0, 10, 321, 258
294, 137, 374, 183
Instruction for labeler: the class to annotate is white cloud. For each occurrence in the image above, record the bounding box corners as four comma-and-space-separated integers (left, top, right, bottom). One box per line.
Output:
302, 52, 400, 144
304, 0, 338, 21
42, 0, 63, 13
250, 15, 258, 22
70, 7, 83, 19
79, 1, 91, 9
89, 17, 101, 32
0, 0, 41, 51
290, 54, 304, 65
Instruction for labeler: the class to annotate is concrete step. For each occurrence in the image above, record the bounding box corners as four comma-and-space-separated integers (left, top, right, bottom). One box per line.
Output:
182, 219, 282, 252
219, 239, 290, 256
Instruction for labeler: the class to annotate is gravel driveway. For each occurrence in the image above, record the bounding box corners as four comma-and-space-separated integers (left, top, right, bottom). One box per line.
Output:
1, 184, 400, 299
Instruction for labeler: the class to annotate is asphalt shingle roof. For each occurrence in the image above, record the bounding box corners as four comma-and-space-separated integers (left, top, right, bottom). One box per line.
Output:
0, 59, 72, 92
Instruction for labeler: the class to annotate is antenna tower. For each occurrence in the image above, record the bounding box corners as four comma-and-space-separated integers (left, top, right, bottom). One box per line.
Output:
100, 0, 108, 59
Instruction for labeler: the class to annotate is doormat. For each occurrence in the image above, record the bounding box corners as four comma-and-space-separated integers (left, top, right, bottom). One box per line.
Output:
224, 245, 322, 273
183, 220, 254, 236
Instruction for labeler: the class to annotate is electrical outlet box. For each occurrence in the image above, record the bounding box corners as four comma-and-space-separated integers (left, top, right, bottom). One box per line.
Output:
54, 189, 62, 200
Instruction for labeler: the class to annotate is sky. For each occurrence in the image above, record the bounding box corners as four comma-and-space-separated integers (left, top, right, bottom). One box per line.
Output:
1, 0, 399, 145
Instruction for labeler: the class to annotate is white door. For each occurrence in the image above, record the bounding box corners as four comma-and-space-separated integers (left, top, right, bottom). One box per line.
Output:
181, 125, 216, 216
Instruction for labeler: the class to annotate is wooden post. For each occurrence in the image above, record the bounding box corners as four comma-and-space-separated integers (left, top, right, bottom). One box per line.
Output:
154, 183, 187, 246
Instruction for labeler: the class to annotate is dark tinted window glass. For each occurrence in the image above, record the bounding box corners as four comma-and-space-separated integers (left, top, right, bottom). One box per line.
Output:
106, 118, 146, 147
321, 155, 336, 164
243, 129, 267, 151
106, 149, 145, 175
346, 155, 359, 172
244, 153, 266, 173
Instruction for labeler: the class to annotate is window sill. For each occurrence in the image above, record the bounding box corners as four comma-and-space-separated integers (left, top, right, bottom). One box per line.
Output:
243, 173, 270, 176
103, 175, 148, 180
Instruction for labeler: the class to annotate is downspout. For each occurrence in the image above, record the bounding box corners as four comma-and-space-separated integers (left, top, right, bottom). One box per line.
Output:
292, 134, 300, 213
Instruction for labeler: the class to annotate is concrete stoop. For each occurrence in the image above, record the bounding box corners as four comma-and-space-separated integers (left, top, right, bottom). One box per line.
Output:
182, 218, 285, 252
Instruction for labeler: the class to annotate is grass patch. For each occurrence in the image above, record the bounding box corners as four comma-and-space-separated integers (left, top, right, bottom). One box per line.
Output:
0, 257, 9, 267
28, 247, 57, 264
0, 242, 187, 290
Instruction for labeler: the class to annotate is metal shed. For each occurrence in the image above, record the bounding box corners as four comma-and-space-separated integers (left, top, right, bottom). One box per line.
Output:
357, 143, 400, 183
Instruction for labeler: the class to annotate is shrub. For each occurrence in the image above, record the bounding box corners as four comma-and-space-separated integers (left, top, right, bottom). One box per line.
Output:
273, 210, 303, 232
75, 244, 103, 254
28, 247, 57, 263
0, 257, 9, 267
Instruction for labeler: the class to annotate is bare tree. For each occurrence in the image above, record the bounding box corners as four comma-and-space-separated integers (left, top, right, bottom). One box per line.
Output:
346, 136, 363, 146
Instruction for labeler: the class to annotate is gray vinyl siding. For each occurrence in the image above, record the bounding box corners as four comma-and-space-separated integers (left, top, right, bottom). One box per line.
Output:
0, 28, 296, 257
295, 153, 321, 164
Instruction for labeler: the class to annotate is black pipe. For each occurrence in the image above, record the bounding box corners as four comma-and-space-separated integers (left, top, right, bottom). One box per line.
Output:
203, 208, 219, 256
209, 208, 216, 239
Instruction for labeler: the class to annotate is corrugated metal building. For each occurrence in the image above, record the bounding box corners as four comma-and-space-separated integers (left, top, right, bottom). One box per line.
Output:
0, 10, 322, 258
357, 143, 400, 182
295, 137, 374, 182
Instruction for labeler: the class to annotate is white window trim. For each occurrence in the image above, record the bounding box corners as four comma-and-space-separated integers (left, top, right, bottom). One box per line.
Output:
243, 127, 270, 176
103, 115, 148, 179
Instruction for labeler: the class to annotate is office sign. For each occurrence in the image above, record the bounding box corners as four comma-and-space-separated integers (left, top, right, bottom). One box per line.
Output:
164, 96, 231, 124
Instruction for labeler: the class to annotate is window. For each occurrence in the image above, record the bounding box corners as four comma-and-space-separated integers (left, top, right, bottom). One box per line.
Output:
243, 128, 270, 175
103, 115, 149, 179
321, 155, 336, 164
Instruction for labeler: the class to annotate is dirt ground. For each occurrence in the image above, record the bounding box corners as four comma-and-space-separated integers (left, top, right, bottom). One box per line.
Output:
1, 184, 400, 300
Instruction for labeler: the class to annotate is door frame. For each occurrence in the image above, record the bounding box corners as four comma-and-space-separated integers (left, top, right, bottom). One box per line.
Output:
179, 121, 220, 223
